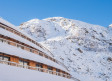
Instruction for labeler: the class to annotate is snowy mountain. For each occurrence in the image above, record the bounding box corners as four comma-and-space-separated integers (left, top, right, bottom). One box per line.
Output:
19, 17, 112, 81
109, 24, 112, 27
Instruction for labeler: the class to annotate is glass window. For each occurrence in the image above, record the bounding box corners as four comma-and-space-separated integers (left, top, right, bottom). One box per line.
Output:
48, 66, 53, 70
17, 44, 20, 48
19, 60, 28, 65
0, 55, 3, 60
0, 39, 3, 42
24, 61, 28, 68
3, 56, 10, 64
56, 69, 60, 72
0, 55, 10, 61
2, 40, 8, 44
24, 61, 28, 66
19, 60, 28, 68
3, 40, 6, 43
30, 49, 32, 52
19, 60, 24, 65
21, 46, 24, 49
36, 64, 39, 67
39, 52, 43, 56
7, 41, 10, 45
36, 63, 43, 68
3, 56, 10, 61
45, 55, 48, 58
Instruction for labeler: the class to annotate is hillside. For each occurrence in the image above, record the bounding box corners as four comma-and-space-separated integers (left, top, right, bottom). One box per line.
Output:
19, 17, 112, 81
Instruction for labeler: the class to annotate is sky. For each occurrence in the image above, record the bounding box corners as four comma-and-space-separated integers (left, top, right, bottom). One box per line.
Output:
0, 0, 112, 27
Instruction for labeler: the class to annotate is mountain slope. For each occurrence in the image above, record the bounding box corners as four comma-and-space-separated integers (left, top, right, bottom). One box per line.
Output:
19, 17, 112, 81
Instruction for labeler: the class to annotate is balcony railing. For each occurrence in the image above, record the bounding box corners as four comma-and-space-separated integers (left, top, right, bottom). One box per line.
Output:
0, 36, 68, 71
0, 22, 54, 57
0, 60, 71, 79
0, 22, 69, 71
0, 21, 69, 72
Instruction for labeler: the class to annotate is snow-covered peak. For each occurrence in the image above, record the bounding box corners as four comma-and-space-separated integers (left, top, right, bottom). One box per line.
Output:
19, 17, 109, 41
19, 17, 112, 81
109, 24, 112, 28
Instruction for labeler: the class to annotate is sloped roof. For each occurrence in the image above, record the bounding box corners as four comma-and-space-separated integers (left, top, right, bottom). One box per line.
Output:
0, 18, 53, 57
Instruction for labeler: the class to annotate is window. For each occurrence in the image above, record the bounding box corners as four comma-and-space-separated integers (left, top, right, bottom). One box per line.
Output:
19, 60, 28, 68
53, 59, 55, 62
0, 55, 10, 61
0, 26, 5, 29
24, 61, 28, 67
21, 46, 24, 49
19, 60, 24, 65
56, 69, 60, 72
7, 41, 10, 45
0, 39, 3, 42
36, 63, 43, 72
36, 63, 43, 68
0, 55, 2, 60
17, 44, 20, 48
39, 52, 43, 56
3, 40, 8, 44
17, 44, 23, 49
48, 66, 53, 70
31, 49, 34, 53
45, 55, 48, 59
0, 55, 10, 64
30, 49, 32, 52
3, 56, 10, 61
49, 57, 52, 60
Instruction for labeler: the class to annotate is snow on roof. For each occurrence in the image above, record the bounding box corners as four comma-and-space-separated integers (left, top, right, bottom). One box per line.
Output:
0, 64, 74, 81
0, 18, 33, 39
0, 18, 53, 57
0, 18, 16, 29
0, 42, 69, 73
0, 27, 53, 57
0, 18, 68, 72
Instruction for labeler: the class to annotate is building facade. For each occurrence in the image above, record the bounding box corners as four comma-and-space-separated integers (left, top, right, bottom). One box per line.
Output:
0, 18, 75, 81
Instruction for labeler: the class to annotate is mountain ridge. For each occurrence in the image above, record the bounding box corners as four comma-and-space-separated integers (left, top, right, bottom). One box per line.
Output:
19, 17, 112, 81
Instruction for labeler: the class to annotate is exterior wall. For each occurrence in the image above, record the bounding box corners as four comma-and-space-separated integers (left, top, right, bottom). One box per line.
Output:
0, 27, 67, 71
10, 57, 19, 63
0, 22, 71, 78
29, 61, 36, 70
29, 61, 36, 67
43, 64, 47, 72
53, 67, 56, 75
10, 42, 16, 46
34, 50, 39, 55
0, 52, 3, 55
24, 47, 30, 51
0, 52, 71, 79
53, 67, 56, 71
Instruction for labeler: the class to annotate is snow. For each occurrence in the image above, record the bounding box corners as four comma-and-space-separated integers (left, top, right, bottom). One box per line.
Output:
0, 27, 53, 57
0, 64, 74, 81
0, 42, 69, 73
19, 17, 112, 81
0, 18, 35, 40
0, 18, 54, 57
0, 18, 16, 30
109, 24, 112, 27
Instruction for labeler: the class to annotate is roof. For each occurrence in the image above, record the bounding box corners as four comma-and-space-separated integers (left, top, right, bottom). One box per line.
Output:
0, 27, 53, 57
0, 41, 69, 73
0, 18, 53, 57
0, 18, 69, 72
